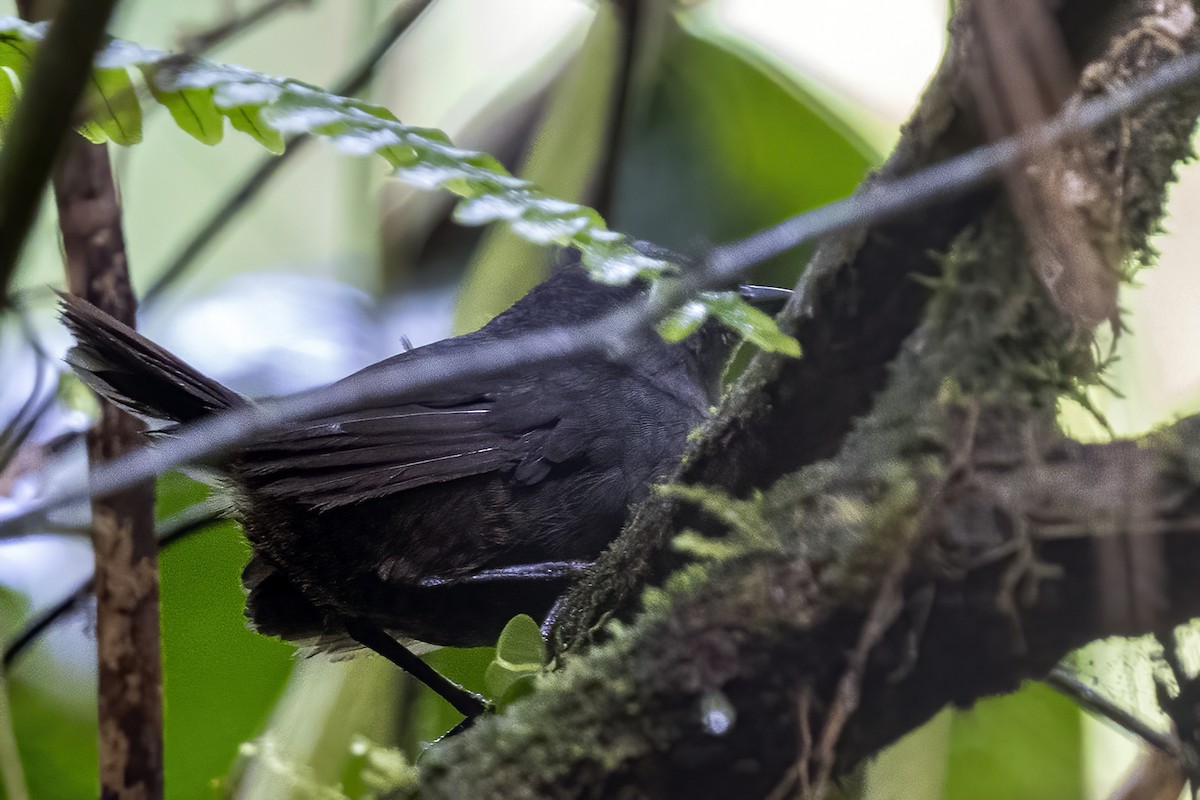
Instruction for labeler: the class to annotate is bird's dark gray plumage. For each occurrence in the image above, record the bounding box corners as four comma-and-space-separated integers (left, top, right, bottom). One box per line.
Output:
60, 267, 784, 659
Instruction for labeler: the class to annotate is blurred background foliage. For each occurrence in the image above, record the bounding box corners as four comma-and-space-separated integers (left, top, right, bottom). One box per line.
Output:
0, 0, 1195, 797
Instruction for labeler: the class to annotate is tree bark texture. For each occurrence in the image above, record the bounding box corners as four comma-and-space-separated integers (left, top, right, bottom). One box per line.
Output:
55, 139, 162, 800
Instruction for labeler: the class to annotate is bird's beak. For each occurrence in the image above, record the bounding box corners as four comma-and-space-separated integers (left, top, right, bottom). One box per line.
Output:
737, 284, 793, 311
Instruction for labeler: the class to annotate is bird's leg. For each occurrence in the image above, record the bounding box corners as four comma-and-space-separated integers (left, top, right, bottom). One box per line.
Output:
418, 559, 592, 587
415, 560, 596, 649
539, 591, 572, 640
343, 617, 492, 720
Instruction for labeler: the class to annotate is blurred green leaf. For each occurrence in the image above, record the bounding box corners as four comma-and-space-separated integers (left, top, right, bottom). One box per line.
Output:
3, 534, 96, 799
5, 573, 95, 800
79, 67, 142, 146
0, 583, 26, 643
657, 299, 709, 343
139, 65, 224, 145
484, 614, 545, 702
7, 675, 97, 800
0, 588, 29, 800
414, 647, 494, 748
707, 292, 801, 356
614, 27, 876, 290
0, 35, 32, 76
156, 472, 294, 798
225, 104, 285, 154
943, 682, 1084, 800
0, 70, 18, 137
658, 292, 800, 355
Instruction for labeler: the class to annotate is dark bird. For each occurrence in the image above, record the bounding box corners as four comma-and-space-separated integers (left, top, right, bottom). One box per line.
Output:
60, 265, 790, 717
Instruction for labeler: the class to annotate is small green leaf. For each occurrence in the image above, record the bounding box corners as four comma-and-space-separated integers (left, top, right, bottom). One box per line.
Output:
346, 735, 418, 796
167, 88, 224, 145
84, 66, 142, 146
672, 530, 742, 560
224, 104, 284, 154
140, 65, 223, 145
75, 119, 107, 144
496, 674, 537, 708
484, 614, 545, 702
0, 36, 34, 75
657, 299, 710, 343
378, 143, 417, 168
704, 292, 801, 357
0, 18, 685, 300
657, 292, 799, 355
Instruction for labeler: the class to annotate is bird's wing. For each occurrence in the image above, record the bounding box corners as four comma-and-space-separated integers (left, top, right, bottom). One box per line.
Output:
236, 383, 576, 510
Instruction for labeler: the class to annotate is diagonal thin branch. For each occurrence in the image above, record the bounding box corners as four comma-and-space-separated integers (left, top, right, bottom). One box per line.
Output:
143, 0, 434, 304
178, 0, 309, 54
4, 43, 1200, 538
0, 302, 56, 475
2, 496, 229, 671
702, 49, 1200, 286
1046, 666, 1178, 756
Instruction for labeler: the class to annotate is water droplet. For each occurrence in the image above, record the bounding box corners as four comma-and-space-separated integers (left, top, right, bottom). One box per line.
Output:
700, 690, 736, 736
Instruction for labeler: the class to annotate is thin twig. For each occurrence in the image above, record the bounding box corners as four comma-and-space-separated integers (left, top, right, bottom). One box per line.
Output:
0, 306, 54, 473
0, 0, 123, 303
811, 563, 907, 799
2, 496, 229, 671
766, 685, 814, 800
704, 50, 1200, 286
5, 45, 1200, 534
143, 0, 434, 304
179, 0, 309, 53
1046, 666, 1179, 756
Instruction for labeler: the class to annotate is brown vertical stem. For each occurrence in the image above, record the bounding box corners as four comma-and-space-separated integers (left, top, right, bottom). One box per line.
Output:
54, 139, 162, 800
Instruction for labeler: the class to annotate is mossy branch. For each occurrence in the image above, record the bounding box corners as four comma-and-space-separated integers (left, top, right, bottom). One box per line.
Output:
553, 0, 1200, 657
423, 405, 1200, 797
423, 0, 1200, 796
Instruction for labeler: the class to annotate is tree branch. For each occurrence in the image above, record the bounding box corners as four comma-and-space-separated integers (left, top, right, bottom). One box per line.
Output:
422, 0, 1200, 794
552, 0, 1200, 655
422, 404, 1200, 797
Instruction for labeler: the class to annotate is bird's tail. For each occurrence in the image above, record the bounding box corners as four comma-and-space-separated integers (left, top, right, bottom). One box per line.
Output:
59, 293, 246, 425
